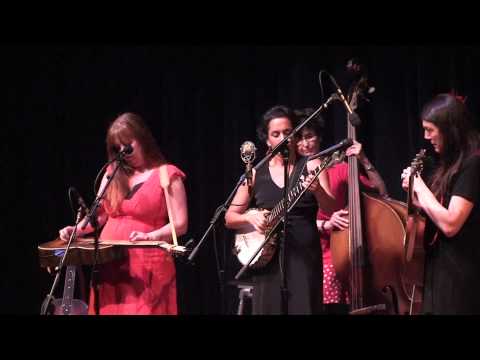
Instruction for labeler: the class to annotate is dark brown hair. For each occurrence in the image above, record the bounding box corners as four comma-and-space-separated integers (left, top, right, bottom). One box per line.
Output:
421, 94, 480, 200
256, 105, 298, 143
294, 107, 325, 140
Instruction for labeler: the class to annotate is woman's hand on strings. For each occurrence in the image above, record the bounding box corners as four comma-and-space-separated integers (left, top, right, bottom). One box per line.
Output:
129, 231, 152, 242
303, 173, 321, 193
327, 209, 349, 231
401, 166, 423, 207
346, 140, 363, 159
59, 226, 75, 243
401, 167, 412, 191
246, 210, 270, 234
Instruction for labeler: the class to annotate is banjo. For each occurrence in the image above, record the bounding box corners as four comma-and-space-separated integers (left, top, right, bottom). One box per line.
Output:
234, 151, 343, 269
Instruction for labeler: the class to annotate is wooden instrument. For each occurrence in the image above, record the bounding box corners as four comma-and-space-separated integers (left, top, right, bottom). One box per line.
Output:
405, 150, 427, 262
38, 237, 188, 268
330, 75, 414, 315
403, 150, 427, 314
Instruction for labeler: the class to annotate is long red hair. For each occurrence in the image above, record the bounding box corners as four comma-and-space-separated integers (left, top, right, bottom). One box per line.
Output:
104, 113, 166, 214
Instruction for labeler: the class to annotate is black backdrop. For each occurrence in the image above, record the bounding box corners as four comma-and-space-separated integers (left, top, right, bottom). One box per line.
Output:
3, 44, 480, 314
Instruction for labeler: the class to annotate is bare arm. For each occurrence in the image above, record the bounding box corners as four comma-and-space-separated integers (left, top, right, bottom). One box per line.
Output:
358, 157, 388, 197
225, 170, 269, 233
412, 175, 473, 238
130, 175, 188, 242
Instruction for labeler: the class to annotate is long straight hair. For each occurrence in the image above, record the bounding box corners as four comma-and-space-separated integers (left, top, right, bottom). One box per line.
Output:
105, 113, 166, 214
421, 94, 480, 201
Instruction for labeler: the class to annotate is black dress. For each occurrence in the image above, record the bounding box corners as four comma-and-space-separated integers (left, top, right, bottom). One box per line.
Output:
423, 154, 480, 314
250, 156, 323, 314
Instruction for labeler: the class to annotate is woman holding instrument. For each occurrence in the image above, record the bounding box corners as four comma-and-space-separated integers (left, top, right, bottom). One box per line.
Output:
59, 112, 188, 315
225, 105, 336, 314
401, 93, 480, 314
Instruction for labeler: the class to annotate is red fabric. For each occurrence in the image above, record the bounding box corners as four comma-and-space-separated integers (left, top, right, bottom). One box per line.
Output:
88, 164, 186, 315
318, 162, 374, 304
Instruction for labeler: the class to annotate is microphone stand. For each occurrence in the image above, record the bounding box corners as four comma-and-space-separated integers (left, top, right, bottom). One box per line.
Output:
40, 207, 84, 315
79, 152, 127, 315
279, 144, 290, 315
187, 174, 246, 313
234, 93, 338, 281
188, 175, 247, 265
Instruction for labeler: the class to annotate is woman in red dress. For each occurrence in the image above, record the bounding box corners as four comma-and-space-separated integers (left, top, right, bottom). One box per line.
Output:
59, 113, 188, 315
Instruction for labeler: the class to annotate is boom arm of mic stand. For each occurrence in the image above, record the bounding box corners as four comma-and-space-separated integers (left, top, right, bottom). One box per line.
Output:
80, 159, 123, 231
187, 174, 247, 263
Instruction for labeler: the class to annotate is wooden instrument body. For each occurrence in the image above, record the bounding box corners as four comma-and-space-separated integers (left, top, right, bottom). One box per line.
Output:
38, 238, 124, 268
331, 195, 425, 314
38, 237, 187, 268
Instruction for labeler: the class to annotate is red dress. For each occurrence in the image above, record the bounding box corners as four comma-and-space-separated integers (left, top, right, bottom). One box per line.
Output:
88, 164, 186, 315
318, 162, 374, 304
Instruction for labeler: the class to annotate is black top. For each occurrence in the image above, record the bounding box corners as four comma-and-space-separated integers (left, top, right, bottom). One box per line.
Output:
423, 154, 480, 314
250, 156, 323, 314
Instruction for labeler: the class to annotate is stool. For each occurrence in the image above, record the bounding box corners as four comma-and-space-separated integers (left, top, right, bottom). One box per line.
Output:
229, 281, 254, 315
237, 285, 253, 315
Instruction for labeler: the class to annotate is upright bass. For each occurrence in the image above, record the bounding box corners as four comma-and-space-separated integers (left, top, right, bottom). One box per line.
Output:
330, 75, 424, 315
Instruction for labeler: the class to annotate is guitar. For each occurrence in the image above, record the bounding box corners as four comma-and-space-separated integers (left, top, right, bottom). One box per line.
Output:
405, 149, 427, 262
51, 266, 88, 315
234, 152, 341, 268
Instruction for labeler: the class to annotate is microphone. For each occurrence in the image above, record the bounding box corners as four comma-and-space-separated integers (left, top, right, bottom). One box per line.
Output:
328, 74, 361, 127
109, 144, 133, 165
118, 144, 133, 156
308, 138, 353, 160
70, 187, 90, 214
240, 141, 257, 187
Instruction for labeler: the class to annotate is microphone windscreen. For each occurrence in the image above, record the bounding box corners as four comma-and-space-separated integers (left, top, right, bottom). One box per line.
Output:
124, 144, 133, 155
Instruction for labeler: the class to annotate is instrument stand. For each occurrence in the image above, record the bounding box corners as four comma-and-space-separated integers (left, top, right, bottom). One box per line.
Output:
211, 221, 227, 315
279, 145, 290, 315
236, 283, 253, 315
89, 209, 100, 315
40, 207, 84, 315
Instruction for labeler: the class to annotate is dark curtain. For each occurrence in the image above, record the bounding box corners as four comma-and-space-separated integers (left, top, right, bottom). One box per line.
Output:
3, 44, 480, 314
